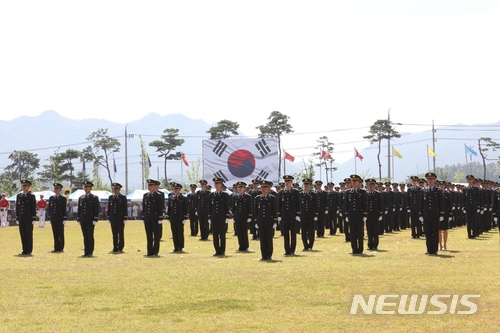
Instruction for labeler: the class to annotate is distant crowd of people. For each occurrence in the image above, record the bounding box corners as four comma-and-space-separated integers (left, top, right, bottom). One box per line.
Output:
5, 172, 499, 260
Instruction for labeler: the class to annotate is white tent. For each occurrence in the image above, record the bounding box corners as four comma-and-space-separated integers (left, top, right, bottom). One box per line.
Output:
7, 190, 55, 202
126, 189, 170, 202
68, 189, 112, 202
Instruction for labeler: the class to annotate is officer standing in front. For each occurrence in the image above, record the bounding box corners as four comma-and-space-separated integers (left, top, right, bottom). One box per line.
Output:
277, 175, 301, 256
16, 180, 37, 256
345, 174, 367, 254
300, 178, 318, 251
187, 184, 199, 237
107, 182, 128, 253
142, 179, 164, 257
232, 181, 253, 252
254, 180, 277, 260
209, 178, 231, 256
77, 181, 100, 257
166, 183, 188, 252
196, 180, 211, 241
419, 172, 444, 255
365, 178, 383, 251
48, 183, 67, 253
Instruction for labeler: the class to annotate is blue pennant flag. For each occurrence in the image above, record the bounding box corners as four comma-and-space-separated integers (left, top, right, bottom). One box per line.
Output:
465, 145, 477, 156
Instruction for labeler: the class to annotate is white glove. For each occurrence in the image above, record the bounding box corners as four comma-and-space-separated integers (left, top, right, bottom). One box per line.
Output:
480, 210, 484, 215
452, 207, 455, 210
208, 219, 211, 224
107, 220, 111, 223
255, 224, 259, 229
247, 218, 251, 222
158, 220, 162, 224
123, 220, 126, 224
363, 217, 367, 222
313, 217, 318, 221
399, 208, 402, 211
448, 217, 452, 221
336, 210, 339, 214
439, 216, 444, 221
494, 217, 498, 222
345, 217, 349, 222
32, 221, 35, 225
273, 223, 277, 228
278, 217, 282, 222
142, 220, 145, 224
295, 216, 301, 222
484, 208, 487, 211
489, 208, 492, 211
385, 210, 388, 214
182, 220, 186, 224
16, 220, 19, 225
476, 209, 480, 213
195, 211, 198, 216
419, 217, 423, 222
463, 209, 466, 213
407, 209, 411, 213
378, 216, 383, 221
225, 219, 228, 224
63, 220, 66, 226
339, 213, 342, 217
325, 210, 328, 214
93, 221, 97, 225
78, 222, 81, 225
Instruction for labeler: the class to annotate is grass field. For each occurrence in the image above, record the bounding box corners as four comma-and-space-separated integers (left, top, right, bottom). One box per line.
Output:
1, 221, 499, 333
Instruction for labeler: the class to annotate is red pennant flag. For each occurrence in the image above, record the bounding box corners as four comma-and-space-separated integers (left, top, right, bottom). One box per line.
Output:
284, 151, 295, 162
181, 153, 189, 167
321, 150, 332, 160
355, 149, 364, 161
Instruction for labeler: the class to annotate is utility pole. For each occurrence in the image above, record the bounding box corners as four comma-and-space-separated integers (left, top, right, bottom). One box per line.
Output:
125, 125, 129, 194
387, 108, 391, 180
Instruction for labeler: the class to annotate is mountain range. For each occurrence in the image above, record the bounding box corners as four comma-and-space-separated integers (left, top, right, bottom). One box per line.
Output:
1, 111, 499, 190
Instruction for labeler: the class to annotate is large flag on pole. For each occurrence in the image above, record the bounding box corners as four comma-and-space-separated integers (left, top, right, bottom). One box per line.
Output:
321, 150, 333, 160
427, 146, 437, 157
147, 154, 152, 168
393, 147, 403, 159
181, 153, 189, 166
113, 156, 117, 173
465, 145, 477, 156
203, 138, 279, 184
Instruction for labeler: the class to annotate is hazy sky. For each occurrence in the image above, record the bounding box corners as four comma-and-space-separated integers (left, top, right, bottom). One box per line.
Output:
1, 0, 499, 163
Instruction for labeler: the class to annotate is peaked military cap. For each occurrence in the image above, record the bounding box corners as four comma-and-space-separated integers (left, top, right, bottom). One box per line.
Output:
260, 180, 272, 187
112, 182, 122, 188
190, 184, 197, 188
53, 183, 63, 189
350, 174, 363, 182
213, 177, 224, 184
365, 178, 377, 184
384, 181, 391, 186
171, 182, 182, 189
314, 180, 323, 185
410, 176, 419, 181
252, 179, 260, 184
147, 179, 157, 185
376, 182, 383, 186
466, 174, 475, 180
283, 175, 294, 181
327, 182, 335, 186
21, 179, 31, 186
425, 172, 437, 179
199, 179, 208, 185
83, 181, 94, 187
235, 181, 247, 187
392, 182, 399, 186
343, 178, 352, 183
302, 178, 312, 184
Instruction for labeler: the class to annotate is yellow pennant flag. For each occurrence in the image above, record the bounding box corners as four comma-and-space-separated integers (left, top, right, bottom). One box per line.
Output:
393, 147, 403, 159
427, 146, 437, 157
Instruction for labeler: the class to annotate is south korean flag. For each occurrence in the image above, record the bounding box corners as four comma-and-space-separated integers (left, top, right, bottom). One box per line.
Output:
202, 138, 279, 185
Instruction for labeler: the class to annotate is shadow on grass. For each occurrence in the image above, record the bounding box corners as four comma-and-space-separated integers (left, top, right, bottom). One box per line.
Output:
259, 258, 282, 263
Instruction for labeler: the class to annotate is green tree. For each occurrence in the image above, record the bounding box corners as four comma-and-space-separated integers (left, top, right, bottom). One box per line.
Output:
207, 119, 240, 139
293, 159, 315, 183
140, 134, 150, 188
149, 128, 185, 183
256, 111, 294, 179
85, 128, 121, 187
186, 157, 203, 186
38, 148, 82, 187
4, 150, 40, 184
363, 119, 401, 181
479, 137, 500, 179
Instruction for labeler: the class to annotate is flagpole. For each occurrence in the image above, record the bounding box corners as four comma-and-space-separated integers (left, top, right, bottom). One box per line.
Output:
427, 145, 430, 172
464, 144, 468, 167
283, 150, 286, 175
354, 147, 357, 174
392, 150, 395, 181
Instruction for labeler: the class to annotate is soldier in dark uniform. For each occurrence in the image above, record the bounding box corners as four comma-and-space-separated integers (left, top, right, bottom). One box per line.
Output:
142, 179, 164, 256
254, 180, 277, 260
232, 181, 252, 252
166, 183, 188, 252
209, 177, 231, 256
48, 183, 67, 253
419, 172, 444, 255
314, 180, 328, 238
365, 178, 383, 251
438, 180, 452, 251
391, 183, 402, 231
383, 182, 395, 233
16, 180, 37, 256
345, 175, 367, 254
77, 181, 101, 257
463, 175, 482, 238
187, 184, 199, 236
107, 182, 128, 253
196, 180, 211, 240
340, 178, 352, 241
277, 175, 301, 256
248, 179, 262, 240
300, 178, 318, 251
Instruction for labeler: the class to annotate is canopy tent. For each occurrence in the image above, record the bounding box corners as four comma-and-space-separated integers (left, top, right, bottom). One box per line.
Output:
127, 189, 170, 202
7, 190, 55, 202
67, 189, 112, 202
